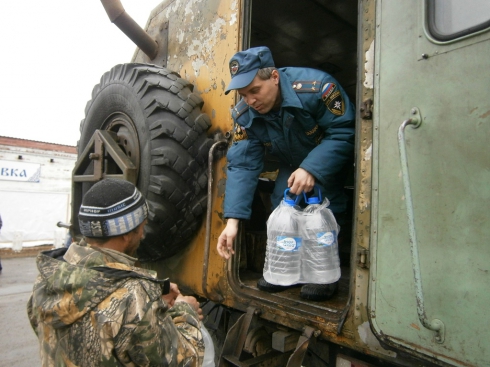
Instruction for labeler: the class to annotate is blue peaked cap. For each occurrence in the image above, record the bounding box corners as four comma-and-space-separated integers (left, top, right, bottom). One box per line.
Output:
225, 46, 275, 95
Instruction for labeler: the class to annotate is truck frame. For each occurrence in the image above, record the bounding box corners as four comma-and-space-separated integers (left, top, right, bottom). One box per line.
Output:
70, 1, 490, 366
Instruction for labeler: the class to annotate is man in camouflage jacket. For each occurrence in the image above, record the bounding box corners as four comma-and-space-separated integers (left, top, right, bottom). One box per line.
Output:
27, 179, 204, 366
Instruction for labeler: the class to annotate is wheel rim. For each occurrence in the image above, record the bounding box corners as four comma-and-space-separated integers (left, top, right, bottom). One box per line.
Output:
103, 112, 141, 175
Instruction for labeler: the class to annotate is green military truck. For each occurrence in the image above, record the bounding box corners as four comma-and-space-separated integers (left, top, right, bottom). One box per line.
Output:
69, 0, 490, 366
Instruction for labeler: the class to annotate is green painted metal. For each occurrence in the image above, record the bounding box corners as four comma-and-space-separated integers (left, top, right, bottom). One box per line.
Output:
369, 1, 490, 366
398, 109, 445, 344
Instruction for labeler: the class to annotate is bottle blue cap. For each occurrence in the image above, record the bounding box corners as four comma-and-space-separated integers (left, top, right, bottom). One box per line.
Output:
306, 196, 321, 204
284, 198, 295, 206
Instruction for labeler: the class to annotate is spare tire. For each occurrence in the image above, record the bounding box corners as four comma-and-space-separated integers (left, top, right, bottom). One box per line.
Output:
78, 63, 213, 261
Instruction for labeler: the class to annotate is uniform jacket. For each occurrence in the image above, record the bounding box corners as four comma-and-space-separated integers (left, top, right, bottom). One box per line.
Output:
224, 67, 355, 219
27, 242, 204, 367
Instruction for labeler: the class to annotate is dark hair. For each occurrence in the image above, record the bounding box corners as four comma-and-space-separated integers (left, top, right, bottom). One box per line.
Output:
84, 236, 108, 246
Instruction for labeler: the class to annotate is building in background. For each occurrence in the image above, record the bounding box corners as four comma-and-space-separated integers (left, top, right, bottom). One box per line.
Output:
0, 136, 76, 250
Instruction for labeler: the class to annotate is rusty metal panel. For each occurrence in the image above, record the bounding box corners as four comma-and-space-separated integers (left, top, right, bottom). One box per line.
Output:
132, 0, 241, 300
348, 0, 399, 361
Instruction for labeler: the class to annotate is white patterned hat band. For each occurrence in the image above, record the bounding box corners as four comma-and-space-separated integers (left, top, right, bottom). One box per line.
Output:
78, 179, 148, 238
79, 203, 148, 237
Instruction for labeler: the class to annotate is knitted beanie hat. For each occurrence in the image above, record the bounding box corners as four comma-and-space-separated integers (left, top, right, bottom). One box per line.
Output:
78, 179, 148, 238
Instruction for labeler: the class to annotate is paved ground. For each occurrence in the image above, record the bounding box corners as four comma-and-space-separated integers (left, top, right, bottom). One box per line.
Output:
0, 256, 41, 367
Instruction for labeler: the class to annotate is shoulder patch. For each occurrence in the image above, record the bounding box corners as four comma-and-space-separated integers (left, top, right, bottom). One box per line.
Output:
233, 122, 248, 142
321, 83, 336, 101
291, 80, 321, 93
324, 90, 345, 116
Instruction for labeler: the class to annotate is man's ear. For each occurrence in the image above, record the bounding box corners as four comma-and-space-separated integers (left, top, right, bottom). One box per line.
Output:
121, 232, 132, 246
271, 69, 279, 85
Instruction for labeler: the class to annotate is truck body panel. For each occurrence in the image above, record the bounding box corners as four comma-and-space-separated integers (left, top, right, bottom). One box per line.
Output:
132, 0, 239, 299
74, 0, 490, 365
370, 2, 490, 366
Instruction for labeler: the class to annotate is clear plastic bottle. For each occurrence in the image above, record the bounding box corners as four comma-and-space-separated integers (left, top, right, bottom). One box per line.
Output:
263, 190, 302, 285
201, 325, 216, 367
300, 191, 341, 284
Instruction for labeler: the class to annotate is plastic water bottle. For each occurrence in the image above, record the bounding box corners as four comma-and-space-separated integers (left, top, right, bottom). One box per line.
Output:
201, 325, 216, 367
263, 189, 302, 285
300, 189, 341, 284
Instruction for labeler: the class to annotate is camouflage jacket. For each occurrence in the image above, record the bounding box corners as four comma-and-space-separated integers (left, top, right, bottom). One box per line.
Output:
27, 242, 204, 366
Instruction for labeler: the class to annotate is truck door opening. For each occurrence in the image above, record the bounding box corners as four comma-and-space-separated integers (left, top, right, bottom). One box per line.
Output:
233, 0, 358, 311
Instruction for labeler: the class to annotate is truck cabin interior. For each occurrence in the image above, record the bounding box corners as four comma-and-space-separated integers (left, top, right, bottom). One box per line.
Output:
235, 0, 358, 311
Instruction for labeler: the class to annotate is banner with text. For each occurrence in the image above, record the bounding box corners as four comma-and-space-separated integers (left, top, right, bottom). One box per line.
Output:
0, 160, 41, 182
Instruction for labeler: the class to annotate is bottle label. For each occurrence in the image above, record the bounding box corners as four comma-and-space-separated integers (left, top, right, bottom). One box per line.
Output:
316, 231, 336, 246
276, 236, 302, 251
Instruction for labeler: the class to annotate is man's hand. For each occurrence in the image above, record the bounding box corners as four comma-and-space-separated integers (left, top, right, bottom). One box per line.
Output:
162, 282, 180, 307
216, 218, 239, 259
287, 168, 315, 195
175, 295, 203, 320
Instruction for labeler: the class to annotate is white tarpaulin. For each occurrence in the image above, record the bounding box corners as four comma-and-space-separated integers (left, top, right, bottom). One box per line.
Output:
0, 191, 69, 248
0, 160, 41, 182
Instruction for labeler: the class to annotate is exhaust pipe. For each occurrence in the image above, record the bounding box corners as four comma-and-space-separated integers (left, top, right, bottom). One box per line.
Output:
100, 0, 158, 60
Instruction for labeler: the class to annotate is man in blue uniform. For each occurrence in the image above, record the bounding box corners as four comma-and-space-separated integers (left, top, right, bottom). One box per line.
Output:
216, 46, 355, 301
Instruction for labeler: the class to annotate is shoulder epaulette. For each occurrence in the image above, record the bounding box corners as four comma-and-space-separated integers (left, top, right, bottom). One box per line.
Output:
232, 99, 249, 120
291, 80, 321, 93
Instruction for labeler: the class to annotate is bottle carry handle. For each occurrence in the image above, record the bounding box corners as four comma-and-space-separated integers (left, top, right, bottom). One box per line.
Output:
283, 188, 301, 206
303, 184, 322, 205
284, 185, 323, 206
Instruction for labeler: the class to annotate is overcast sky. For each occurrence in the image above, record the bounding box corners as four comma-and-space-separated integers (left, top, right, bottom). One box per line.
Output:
0, 0, 162, 146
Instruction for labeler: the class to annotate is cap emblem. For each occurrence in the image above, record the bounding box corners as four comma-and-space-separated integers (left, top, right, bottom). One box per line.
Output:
230, 60, 239, 76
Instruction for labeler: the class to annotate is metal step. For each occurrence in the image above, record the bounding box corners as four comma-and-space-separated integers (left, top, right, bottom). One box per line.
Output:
218, 307, 317, 367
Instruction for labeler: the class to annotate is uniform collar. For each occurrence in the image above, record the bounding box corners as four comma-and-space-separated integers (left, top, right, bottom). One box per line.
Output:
277, 69, 303, 109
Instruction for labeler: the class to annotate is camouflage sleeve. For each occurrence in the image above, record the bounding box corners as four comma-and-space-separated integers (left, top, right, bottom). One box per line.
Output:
120, 283, 204, 366
26, 275, 43, 336
166, 302, 204, 352
26, 293, 38, 335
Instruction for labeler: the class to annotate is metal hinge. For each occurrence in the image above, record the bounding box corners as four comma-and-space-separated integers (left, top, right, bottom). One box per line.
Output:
357, 248, 369, 269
